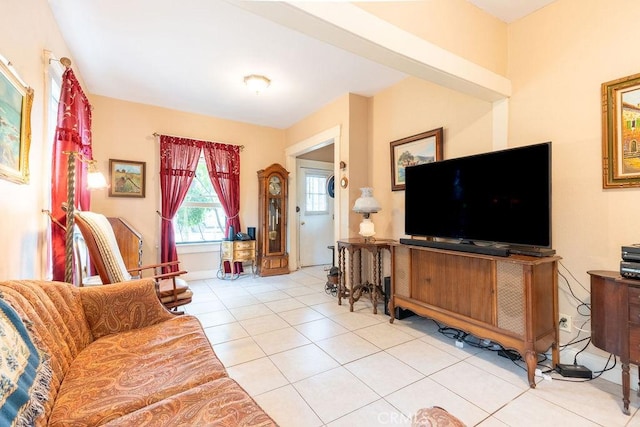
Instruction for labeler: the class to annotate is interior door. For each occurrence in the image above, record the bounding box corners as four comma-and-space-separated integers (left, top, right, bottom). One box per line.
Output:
297, 160, 334, 267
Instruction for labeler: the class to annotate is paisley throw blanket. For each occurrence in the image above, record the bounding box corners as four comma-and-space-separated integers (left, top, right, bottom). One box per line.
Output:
0, 298, 51, 427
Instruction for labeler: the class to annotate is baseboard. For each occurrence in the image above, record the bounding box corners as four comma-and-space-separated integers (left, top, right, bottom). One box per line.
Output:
183, 270, 217, 281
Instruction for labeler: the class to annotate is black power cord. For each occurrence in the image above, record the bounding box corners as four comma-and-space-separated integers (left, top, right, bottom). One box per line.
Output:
427, 260, 613, 382
431, 321, 615, 383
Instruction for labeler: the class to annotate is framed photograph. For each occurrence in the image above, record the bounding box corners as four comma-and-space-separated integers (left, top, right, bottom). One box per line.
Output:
390, 127, 443, 191
109, 159, 146, 197
0, 58, 34, 184
602, 72, 640, 188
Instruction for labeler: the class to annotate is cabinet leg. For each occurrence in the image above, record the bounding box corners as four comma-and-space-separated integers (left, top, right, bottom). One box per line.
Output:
623, 362, 631, 415
388, 296, 395, 324
348, 251, 355, 312
337, 249, 344, 306
524, 351, 537, 388
550, 340, 559, 369
371, 252, 379, 315
371, 284, 378, 315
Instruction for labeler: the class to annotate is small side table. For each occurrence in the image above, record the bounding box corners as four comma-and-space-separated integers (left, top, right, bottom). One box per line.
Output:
337, 238, 394, 314
589, 270, 640, 415
217, 240, 256, 280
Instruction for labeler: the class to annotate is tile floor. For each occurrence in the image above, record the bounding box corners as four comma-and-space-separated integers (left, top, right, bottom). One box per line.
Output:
184, 266, 640, 426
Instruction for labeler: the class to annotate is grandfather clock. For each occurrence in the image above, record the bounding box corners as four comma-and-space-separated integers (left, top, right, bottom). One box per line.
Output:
257, 163, 289, 276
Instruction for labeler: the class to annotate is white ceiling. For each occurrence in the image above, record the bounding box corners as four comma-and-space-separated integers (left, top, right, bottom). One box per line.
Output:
47, 0, 556, 130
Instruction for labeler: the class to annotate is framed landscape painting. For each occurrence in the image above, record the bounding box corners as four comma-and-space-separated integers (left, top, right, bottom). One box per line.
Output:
602, 72, 640, 188
0, 57, 34, 184
390, 127, 443, 191
109, 159, 146, 197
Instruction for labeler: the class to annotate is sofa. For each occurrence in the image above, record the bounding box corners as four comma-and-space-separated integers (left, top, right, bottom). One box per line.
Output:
0, 278, 277, 426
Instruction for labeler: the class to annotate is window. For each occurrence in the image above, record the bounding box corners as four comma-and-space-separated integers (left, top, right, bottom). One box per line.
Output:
174, 156, 226, 243
305, 172, 328, 214
44, 52, 64, 279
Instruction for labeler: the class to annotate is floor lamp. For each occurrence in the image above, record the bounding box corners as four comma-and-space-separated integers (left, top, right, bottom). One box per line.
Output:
64, 151, 107, 283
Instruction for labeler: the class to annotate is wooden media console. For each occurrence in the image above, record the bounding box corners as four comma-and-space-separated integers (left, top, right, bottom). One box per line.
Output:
389, 243, 560, 387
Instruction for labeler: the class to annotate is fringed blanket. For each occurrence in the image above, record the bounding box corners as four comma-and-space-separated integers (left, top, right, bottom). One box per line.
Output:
0, 298, 51, 427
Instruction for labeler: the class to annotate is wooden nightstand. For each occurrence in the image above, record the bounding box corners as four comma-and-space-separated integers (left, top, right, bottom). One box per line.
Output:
217, 240, 256, 280
589, 270, 640, 415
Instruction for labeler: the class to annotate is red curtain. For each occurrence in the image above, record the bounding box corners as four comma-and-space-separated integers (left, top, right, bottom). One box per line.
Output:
159, 136, 202, 269
158, 135, 242, 273
202, 143, 241, 238
50, 68, 93, 282
203, 143, 242, 274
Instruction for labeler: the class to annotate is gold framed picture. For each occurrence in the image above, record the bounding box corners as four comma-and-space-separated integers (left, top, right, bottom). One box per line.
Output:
0, 57, 33, 184
602, 72, 640, 188
109, 159, 146, 197
390, 127, 443, 191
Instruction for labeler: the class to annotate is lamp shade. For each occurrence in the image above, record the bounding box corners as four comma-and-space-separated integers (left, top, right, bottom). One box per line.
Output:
87, 171, 107, 189
353, 187, 381, 214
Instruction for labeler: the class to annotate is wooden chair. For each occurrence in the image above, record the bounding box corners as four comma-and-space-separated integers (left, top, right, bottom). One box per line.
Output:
74, 210, 193, 312
72, 226, 103, 286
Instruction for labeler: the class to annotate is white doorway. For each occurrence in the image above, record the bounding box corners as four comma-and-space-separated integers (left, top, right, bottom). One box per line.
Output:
297, 160, 334, 267
285, 125, 342, 272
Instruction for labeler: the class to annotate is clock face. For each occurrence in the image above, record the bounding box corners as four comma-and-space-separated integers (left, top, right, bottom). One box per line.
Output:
268, 176, 282, 195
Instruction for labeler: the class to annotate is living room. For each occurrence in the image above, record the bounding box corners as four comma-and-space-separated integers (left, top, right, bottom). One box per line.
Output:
2, 0, 640, 425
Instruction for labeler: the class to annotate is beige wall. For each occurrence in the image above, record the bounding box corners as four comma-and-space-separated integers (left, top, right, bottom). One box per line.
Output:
0, 0, 75, 280
369, 76, 494, 240
357, 0, 508, 75
348, 94, 371, 237
286, 95, 349, 148
286, 94, 352, 239
507, 0, 640, 368
285, 93, 373, 238
90, 95, 286, 271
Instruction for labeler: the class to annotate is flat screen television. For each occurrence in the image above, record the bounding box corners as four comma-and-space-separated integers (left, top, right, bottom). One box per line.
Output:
404, 142, 551, 252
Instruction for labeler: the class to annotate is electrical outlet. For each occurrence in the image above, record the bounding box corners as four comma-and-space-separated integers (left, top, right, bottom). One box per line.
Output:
559, 313, 572, 332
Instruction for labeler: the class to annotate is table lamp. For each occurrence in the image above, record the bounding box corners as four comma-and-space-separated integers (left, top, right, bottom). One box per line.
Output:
353, 187, 381, 242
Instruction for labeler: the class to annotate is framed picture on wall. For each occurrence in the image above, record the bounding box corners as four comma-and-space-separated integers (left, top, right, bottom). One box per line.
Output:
109, 159, 146, 197
390, 127, 443, 191
602, 72, 640, 188
0, 56, 34, 185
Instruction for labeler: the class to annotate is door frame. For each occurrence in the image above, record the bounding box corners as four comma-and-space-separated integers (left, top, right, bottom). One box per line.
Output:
297, 159, 334, 267
285, 125, 342, 272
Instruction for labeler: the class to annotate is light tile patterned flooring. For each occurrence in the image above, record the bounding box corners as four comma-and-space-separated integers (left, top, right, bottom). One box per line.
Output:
184, 266, 640, 426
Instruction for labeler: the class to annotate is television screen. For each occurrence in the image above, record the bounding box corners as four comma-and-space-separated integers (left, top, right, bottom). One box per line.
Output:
405, 142, 551, 249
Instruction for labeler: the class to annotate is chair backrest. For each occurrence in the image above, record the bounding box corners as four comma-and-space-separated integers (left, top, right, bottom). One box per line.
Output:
74, 211, 132, 284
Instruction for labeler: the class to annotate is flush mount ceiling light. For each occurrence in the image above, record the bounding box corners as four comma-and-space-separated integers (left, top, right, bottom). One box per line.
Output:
244, 74, 271, 94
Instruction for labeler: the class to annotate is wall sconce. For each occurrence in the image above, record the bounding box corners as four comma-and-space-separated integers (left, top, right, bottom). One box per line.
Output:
63, 151, 107, 283
87, 161, 107, 189
353, 187, 381, 242
244, 74, 271, 94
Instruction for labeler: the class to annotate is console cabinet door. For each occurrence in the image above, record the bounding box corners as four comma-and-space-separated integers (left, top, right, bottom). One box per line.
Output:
411, 250, 445, 306
444, 255, 493, 323
411, 250, 493, 323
